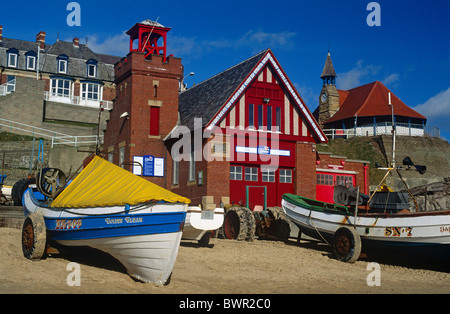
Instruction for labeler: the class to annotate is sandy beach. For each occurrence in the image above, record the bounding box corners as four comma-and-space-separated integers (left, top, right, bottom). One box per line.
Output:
0, 227, 449, 294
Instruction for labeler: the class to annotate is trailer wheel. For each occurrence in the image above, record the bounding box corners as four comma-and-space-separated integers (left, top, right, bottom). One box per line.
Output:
223, 206, 255, 241
22, 213, 47, 260
331, 227, 361, 263
12, 178, 36, 206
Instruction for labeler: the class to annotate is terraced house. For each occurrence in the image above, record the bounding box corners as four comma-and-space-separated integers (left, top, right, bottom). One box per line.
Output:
0, 25, 119, 144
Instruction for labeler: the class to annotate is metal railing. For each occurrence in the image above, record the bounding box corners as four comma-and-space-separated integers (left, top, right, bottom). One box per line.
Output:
44, 91, 113, 110
324, 122, 440, 139
0, 118, 103, 147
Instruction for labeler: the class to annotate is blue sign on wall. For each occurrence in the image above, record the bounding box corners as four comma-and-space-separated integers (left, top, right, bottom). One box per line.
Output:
143, 155, 154, 177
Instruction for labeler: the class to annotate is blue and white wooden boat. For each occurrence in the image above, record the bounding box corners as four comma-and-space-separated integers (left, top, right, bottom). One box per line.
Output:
22, 156, 190, 286
282, 193, 450, 263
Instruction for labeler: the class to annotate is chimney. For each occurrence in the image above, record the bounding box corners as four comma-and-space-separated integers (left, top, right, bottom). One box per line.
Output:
36, 31, 46, 49
0, 25, 3, 42
73, 37, 79, 47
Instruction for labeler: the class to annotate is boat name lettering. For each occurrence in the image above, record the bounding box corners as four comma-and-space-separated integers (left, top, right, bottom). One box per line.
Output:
105, 217, 143, 225
125, 217, 143, 223
105, 218, 123, 224
440, 226, 450, 234
55, 219, 82, 230
384, 227, 412, 237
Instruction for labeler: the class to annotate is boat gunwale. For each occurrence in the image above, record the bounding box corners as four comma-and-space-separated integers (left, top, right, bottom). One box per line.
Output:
282, 193, 450, 219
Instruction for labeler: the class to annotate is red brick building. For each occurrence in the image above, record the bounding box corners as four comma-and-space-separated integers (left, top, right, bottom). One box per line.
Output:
104, 20, 369, 208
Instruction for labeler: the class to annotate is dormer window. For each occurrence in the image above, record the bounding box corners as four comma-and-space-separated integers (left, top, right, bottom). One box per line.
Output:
86, 59, 98, 78
7, 48, 18, 68
57, 55, 69, 74
25, 51, 37, 70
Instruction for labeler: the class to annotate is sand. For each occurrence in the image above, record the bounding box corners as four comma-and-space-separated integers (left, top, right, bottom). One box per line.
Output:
0, 227, 449, 294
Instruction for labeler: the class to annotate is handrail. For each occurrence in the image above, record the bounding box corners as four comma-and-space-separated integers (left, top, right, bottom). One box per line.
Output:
0, 118, 102, 147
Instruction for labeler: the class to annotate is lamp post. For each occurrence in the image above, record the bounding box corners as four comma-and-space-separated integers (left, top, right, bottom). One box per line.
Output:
180, 72, 194, 92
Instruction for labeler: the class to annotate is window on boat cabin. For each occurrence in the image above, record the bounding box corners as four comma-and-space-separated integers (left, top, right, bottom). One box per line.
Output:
336, 175, 354, 187
279, 169, 292, 183
245, 167, 258, 181
230, 166, 242, 180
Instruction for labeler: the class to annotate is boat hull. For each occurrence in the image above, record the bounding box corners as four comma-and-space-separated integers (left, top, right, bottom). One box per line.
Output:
182, 206, 224, 241
282, 194, 450, 253
23, 188, 187, 285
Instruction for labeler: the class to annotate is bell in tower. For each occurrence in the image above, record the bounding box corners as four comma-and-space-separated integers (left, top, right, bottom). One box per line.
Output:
126, 19, 171, 62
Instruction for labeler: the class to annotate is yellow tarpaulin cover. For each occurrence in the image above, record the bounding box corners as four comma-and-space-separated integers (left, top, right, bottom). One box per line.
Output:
51, 156, 190, 208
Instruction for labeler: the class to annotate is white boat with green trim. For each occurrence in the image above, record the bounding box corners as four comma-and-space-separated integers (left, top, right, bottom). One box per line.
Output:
282, 193, 450, 263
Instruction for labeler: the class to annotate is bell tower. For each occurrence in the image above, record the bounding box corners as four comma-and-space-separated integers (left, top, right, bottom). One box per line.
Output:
104, 19, 183, 187
318, 51, 340, 128
126, 19, 171, 62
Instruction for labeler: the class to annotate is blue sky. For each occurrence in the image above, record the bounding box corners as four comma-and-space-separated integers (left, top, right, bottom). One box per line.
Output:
2, 0, 450, 140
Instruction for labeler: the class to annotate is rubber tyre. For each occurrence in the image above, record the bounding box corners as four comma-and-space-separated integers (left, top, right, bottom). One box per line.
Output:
331, 227, 362, 263
22, 213, 47, 260
223, 206, 255, 241
12, 178, 36, 206
267, 207, 291, 240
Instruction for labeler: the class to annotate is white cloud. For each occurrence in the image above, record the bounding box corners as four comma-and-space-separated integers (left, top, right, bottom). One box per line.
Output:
337, 60, 381, 90
412, 87, 450, 119
238, 29, 296, 49
382, 73, 400, 86
86, 32, 129, 57
84, 28, 295, 59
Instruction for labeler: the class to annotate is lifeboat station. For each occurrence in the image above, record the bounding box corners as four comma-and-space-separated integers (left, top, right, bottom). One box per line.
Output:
103, 20, 369, 209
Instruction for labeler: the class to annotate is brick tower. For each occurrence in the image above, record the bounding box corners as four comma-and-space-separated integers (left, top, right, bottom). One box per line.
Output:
103, 20, 183, 187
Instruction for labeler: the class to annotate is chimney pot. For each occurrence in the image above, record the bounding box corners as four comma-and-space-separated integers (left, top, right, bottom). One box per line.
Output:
0, 25, 3, 41
36, 31, 46, 49
73, 37, 79, 47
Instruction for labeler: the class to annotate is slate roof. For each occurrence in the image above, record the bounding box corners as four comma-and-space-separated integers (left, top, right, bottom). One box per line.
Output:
178, 49, 268, 130
326, 81, 426, 123
0, 37, 120, 82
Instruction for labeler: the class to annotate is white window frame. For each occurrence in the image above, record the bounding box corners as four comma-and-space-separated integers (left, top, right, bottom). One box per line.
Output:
279, 169, 292, 183
87, 64, 97, 77
230, 166, 242, 181
245, 167, 258, 182
26, 55, 36, 70
262, 168, 275, 182
8, 53, 18, 68
50, 78, 72, 98
81, 82, 101, 101
6, 75, 16, 93
58, 59, 68, 74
